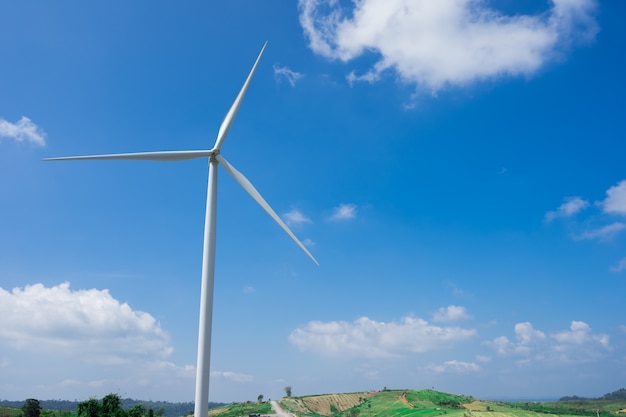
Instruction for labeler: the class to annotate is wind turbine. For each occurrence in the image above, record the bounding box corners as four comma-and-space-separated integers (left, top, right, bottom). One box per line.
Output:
44, 42, 318, 417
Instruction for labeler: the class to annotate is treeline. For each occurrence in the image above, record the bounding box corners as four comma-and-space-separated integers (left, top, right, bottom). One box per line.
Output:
0, 396, 224, 417
559, 388, 626, 402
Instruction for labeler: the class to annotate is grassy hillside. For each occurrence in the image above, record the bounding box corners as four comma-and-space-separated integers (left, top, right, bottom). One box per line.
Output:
4, 390, 625, 417
0, 409, 74, 417
207, 401, 271, 417
280, 392, 367, 416
279, 390, 474, 417
272, 390, 626, 417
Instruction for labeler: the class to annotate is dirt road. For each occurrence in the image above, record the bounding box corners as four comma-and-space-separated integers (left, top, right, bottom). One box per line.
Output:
270, 400, 292, 417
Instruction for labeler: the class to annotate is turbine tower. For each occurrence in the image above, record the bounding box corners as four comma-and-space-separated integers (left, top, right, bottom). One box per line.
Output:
44, 42, 318, 417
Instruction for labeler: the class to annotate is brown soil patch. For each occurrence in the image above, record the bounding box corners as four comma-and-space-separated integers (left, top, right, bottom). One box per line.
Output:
463, 401, 487, 411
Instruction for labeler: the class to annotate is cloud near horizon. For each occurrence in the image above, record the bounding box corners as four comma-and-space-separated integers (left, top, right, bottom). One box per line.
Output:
288, 314, 477, 358
298, 0, 598, 92
0, 116, 46, 146
0, 282, 172, 364
425, 360, 481, 374
211, 370, 254, 383
487, 321, 610, 365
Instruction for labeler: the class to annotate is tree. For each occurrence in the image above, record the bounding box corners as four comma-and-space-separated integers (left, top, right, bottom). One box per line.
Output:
127, 404, 145, 417
22, 399, 42, 417
257, 395, 264, 403
284, 386, 292, 397
78, 398, 100, 417
101, 394, 124, 417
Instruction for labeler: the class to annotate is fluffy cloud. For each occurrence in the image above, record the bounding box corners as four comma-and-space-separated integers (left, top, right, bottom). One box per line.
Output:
0, 116, 46, 146
283, 208, 313, 227
545, 196, 590, 221
425, 360, 480, 374
298, 0, 598, 92
288, 315, 476, 358
487, 320, 610, 364
552, 321, 609, 347
432, 305, 472, 322
329, 203, 357, 221
274, 65, 305, 86
601, 180, 626, 216
0, 282, 172, 364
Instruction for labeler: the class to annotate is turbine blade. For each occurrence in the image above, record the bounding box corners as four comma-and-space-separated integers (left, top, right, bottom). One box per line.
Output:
212, 41, 268, 152
215, 154, 319, 266
43, 150, 213, 162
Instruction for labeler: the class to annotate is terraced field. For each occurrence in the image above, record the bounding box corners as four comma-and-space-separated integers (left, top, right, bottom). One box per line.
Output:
280, 390, 477, 417
277, 389, 626, 417
280, 393, 367, 416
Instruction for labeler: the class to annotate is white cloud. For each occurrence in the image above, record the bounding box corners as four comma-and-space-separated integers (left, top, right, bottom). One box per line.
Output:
487, 320, 610, 364
576, 222, 626, 241
545, 196, 590, 222
329, 203, 357, 221
515, 322, 547, 345
609, 257, 626, 273
288, 315, 476, 358
0, 282, 172, 363
432, 305, 471, 322
298, 0, 598, 92
487, 322, 546, 358
552, 321, 609, 348
274, 65, 305, 87
475, 354, 491, 363
425, 360, 480, 374
282, 208, 313, 227
211, 370, 254, 383
0, 116, 46, 146
601, 180, 626, 216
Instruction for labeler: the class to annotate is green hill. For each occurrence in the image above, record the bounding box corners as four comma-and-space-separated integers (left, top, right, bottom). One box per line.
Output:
4, 389, 626, 417
209, 389, 626, 417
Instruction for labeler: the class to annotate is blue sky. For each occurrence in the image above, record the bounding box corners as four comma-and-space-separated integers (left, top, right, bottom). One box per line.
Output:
1, 0, 625, 404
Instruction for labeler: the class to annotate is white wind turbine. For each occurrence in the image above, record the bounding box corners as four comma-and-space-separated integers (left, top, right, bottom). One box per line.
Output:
44, 42, 318, 417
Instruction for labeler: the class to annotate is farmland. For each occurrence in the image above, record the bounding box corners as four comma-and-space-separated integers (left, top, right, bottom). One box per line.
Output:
280, 392, 366, 415
273, 389, 626, 417
3, 389, 625, 417
206, 401, 271, 417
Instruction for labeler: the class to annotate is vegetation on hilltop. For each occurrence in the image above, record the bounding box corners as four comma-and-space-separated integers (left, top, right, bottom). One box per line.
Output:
278, 389, 475, 417
272, 389, 626, 417
206, 401, 271, 417
4, 388, 626, 417
560, 389, 626, 402
0, 398, 222, 417
600, 389, 626, 401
